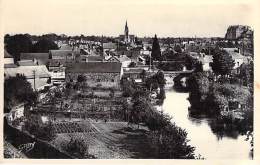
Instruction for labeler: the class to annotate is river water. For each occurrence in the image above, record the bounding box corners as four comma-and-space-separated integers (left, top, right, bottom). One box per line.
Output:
160, 89, 252, 159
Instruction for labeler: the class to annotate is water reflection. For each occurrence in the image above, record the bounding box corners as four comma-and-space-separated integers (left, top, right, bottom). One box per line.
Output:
162, 89, 252, 159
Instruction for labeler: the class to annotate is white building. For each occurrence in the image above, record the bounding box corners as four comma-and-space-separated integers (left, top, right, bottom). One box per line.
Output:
4, 50, 14, 65
223, 48, 246, 69
4, 65, 51, 91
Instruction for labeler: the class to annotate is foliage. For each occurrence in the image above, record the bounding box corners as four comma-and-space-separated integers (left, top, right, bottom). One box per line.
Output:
77, 74, 86, 83
129, 87, 195, 158
4, 74, 37, 113
32, 38, 59, 53
26, 121, 56, 141
145, 71, 166, 90
187, 71, 252, 116
128, 62, 136, 67
238, 61, 253, 88
64, 136, 89, 158
174, 44, 182, 53
151, 34, 163, 61
5, 34, 33, 62
211, 48, 235, 76
120, 76, 136, 97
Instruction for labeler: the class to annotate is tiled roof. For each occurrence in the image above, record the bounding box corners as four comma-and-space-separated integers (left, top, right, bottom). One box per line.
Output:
4, 65, 50, 79
48, 59, 74, 67
118, 55, 131, 62
66, 62, 121, 73
103, 42, 117, 49
18, 60, 37, 66
86, 55, 104, 62
49, 50, 80, 59
223, 48, 244, 59
4, 64, 18, 68
20, 53, 49, 64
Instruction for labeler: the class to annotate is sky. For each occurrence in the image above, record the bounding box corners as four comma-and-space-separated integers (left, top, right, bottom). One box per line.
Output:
1, 0, 257, 38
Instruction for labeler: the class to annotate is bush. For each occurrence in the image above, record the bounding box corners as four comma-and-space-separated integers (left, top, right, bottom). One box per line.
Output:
65, 136, 89, 158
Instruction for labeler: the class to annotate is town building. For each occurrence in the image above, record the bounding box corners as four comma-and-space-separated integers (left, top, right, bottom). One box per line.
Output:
4, 50, 14, 65
223, 48, 246, 69
197, 53, 213, 71
20, 53, 50, 65
49, 50, 80, 60
65, 62, 122, 89
4, 65, 51, 91
119, 21, 135, 44
106, 55, 132, 68
225, 25, 253, 40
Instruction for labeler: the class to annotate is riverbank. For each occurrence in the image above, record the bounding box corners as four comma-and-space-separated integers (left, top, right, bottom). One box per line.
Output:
161, 89, 252, 159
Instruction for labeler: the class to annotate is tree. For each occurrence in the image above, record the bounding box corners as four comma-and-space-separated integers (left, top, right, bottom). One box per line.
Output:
128, 62, 136, 68
4, 74, 37, 113
140, 69, 147, 82
174, 44, 182, 53
77, 75, 86, 83
238, 61, 253, 87
211, 48, 235, 76
64, 136, 89, 158
32, 38, 59, 53
151, 34, 163, 61
5, 34, 33, 62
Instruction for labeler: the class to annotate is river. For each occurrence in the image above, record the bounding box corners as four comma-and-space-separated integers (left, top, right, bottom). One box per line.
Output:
160, 89, 252, 159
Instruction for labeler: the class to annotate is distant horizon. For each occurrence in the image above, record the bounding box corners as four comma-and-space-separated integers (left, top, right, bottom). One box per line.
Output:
4, 23, 253, 39
2, 0, 255, 38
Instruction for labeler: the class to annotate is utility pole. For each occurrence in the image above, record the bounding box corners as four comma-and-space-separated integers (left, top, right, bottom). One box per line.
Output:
149, 52, 152, 71
101, 35, 104, 56
33, 70, 36, 91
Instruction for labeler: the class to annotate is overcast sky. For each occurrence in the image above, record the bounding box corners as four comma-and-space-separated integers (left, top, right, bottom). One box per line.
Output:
1, 0, 256, 37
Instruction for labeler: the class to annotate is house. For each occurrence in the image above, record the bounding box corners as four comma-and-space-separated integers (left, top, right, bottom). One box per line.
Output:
106, 55, 132, 68
223, 48, 245, 69
197, 53, 213, 71
123, 68, 145, 81
4, 65, 51, 91
103, 42, 117, 52
47, 59, 72, 84
20, 53, 50, 65
49, 50, 80, 60
6, 103, 25, 122
66, 62, 122, 89
86, 55, 105, 62
17, 60, 37, 66
4, 50, 14, 65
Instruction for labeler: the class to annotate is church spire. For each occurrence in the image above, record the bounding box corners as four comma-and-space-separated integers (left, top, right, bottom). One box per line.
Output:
124, 20, 129, 43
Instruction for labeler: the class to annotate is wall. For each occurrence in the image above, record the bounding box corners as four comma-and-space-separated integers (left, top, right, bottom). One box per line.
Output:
66, 72, 120, 89
4, 58, 14, 64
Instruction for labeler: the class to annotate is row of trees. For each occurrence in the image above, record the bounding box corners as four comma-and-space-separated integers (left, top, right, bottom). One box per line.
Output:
120, 73, 195, 158
5, 34, 59, 62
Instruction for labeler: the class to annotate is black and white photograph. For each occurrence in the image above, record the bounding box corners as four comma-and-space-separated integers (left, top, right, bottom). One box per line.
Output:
1, 0, 258, 162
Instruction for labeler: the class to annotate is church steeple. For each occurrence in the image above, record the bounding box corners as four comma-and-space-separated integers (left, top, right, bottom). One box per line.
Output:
124, 20, 129, 43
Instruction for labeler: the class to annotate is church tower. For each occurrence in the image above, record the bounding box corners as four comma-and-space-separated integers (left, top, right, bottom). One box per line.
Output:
124, 21, 129, 43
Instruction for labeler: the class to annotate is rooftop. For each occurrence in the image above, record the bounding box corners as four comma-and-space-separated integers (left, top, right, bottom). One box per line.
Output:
66, 62, 122, 73
4, 65, 50, 79
103, 42, 117, 50
17, 60, 37, 66
20, 53, 49, 64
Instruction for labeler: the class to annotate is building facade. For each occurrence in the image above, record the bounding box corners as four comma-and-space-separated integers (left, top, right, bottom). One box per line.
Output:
65, 62, 122, 89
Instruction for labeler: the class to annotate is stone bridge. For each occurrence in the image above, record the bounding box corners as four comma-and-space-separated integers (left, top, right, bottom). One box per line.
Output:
163, 70, 194, 87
